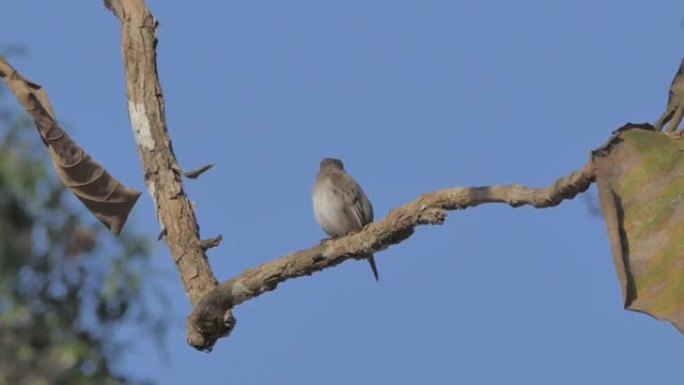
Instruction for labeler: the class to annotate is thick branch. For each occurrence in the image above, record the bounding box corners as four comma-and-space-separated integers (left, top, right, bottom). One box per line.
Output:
105, 0, 218, 303
186, 160, 596, 351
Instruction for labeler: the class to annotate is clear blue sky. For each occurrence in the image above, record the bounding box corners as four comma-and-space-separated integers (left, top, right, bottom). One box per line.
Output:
3, 1, 684, 384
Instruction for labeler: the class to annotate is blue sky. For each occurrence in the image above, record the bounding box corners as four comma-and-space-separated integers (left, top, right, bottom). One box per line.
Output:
3, 0, 684, 384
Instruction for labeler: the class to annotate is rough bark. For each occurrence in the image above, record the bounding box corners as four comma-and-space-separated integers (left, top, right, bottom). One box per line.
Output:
101, 0, 599, 352
104, 0, 219, 305
186, 161, 596, 351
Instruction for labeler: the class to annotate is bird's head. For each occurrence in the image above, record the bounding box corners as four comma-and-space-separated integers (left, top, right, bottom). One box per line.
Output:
320, 157, 344, 170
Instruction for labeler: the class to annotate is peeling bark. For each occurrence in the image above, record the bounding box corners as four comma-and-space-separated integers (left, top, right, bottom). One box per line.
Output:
105, 0, 219, 304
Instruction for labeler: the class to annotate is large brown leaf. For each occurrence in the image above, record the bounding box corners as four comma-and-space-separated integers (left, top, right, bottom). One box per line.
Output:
0, 56, 140, 235
594, 124, 684, 334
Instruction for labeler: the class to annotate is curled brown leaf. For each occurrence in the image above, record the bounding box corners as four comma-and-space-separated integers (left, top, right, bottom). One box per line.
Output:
0, 56, 141, 235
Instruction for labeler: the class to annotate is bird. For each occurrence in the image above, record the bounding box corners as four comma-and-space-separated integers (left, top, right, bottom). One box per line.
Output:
312, 157, 379, 281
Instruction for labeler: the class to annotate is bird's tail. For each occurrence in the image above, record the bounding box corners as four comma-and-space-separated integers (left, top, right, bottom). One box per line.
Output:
366, 254, 379, 281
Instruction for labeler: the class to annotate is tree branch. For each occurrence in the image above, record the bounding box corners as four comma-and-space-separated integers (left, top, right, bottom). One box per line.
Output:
102, 0, 596, 352
186, 160, 596, 351
104, 0, 219, 304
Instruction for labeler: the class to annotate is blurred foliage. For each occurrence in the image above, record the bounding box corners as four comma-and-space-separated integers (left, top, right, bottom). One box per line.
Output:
0, 61, 164, 385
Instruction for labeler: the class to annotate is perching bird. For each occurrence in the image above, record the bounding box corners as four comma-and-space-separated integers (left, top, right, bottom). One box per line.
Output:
312, 157, 379, 281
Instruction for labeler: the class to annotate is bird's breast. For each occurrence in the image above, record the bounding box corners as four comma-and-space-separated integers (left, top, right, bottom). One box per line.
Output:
312, 179, 350, 237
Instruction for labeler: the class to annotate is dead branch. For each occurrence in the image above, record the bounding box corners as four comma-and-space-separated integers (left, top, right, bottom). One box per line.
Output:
654, 58, 684, 133
181, 163, 215, 179
104, 0, 219, 304
101, 0, 599, 353
186, 160, 596, 351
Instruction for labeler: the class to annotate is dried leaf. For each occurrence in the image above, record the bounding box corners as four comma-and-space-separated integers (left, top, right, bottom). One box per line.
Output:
594, 125, 684, 334
0, 56, 140, 235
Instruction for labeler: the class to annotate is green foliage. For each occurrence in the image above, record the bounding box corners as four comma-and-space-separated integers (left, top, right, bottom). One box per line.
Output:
0, 84, 161, 384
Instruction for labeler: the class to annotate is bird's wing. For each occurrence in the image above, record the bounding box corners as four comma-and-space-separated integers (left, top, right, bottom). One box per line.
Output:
339, 177, 373, 231
358, 187, 373, 223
